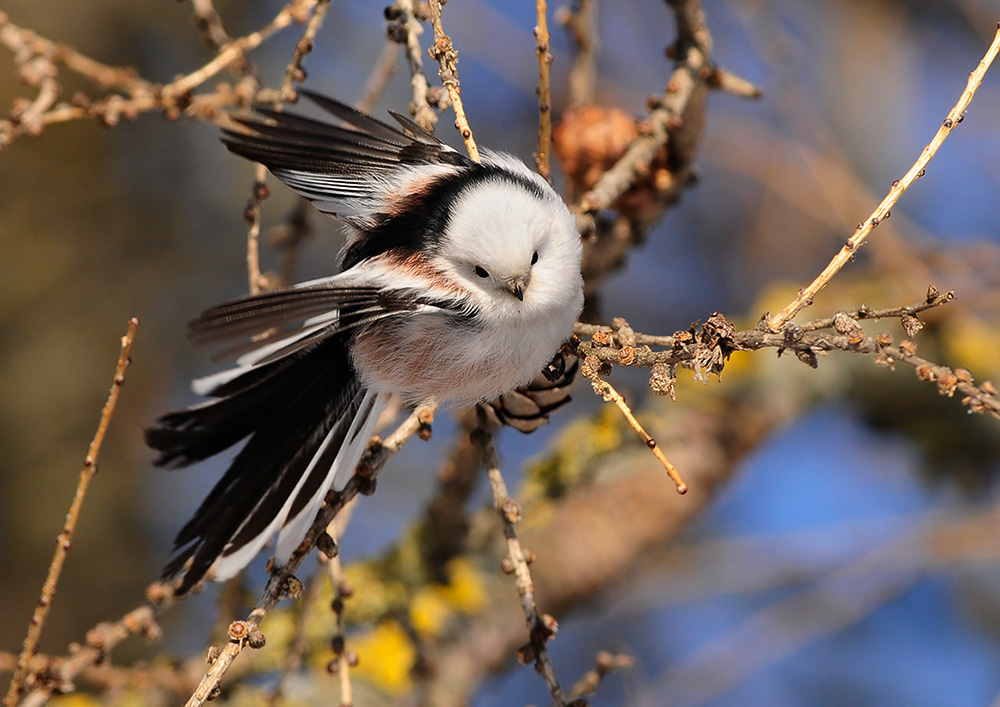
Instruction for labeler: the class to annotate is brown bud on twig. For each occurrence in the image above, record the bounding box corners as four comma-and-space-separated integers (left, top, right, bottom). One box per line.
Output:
500, 498, 522, 523
227, 621, 249, 642
359, 477, 378, 495
206, 645, 223, 665
279, 575, 304, 600
938, 371, 959, 397
516, 642, 538, 666
331, 634, 346, 656
316, 532, 338, 558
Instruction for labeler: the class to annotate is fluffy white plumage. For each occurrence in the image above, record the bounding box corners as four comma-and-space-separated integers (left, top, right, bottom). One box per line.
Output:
147, 91, 583, 593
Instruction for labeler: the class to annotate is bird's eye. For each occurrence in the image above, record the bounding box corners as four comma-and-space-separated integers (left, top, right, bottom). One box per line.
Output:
531, 251, 539, 265
474, 265, 490, 278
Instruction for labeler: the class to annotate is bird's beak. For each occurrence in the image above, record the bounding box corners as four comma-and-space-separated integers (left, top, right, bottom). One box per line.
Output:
504, 275, 529, 301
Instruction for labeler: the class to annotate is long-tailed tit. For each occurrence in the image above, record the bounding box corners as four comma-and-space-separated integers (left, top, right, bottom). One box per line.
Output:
146, 91, 584, 594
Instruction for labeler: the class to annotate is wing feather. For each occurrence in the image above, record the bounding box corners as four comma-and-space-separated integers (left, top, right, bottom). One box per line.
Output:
220, 91, 471, 225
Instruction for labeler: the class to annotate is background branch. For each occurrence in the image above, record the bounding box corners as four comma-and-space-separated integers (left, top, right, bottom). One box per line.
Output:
5, 319, 140, 707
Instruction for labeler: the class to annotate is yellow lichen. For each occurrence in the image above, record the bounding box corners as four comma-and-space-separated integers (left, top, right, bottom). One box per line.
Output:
943, 316, 1000, 381
350, 619, 416, 695
409, 558, 487, 636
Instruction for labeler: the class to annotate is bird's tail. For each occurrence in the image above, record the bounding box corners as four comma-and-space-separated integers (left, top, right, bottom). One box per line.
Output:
146, 333, 389, 595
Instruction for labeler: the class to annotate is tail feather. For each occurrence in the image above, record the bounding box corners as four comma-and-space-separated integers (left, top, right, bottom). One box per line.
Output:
274, 390, 387, 565
147, 333, 379, 594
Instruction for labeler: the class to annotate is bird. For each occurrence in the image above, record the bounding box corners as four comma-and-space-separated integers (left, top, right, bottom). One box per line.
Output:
145, 90, 584, 595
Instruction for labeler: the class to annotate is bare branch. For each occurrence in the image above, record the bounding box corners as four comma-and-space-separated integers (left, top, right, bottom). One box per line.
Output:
534, 0, 554, 181
565, 652, 634, 702
356, 40, 403, 114
475, 408, 568, 705
557, 0, 597, 109
578, 365, 688, 494
427, 0, 479, 162
278, 0, 333, 102
767, 24, 1000, 330
187, 0, 231, 50
0, 2, 321, 148
389, 0, 438, 131
6, 318, 140, 707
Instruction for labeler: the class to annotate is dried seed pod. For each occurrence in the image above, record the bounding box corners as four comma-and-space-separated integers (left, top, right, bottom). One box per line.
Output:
833, 312, 859, 335
901, 314, 924, 338
649, 362, 676, 399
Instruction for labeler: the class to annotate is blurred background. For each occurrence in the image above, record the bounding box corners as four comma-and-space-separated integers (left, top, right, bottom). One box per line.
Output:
2, 0, 1000, 705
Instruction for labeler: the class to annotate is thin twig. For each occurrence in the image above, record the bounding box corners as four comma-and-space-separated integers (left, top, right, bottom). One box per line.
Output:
324, 527, 355, 706
245, 163, 269, 295
393, 0, 438, 131
799, 289, 955, 332
475, 408, 567, 706
534, 0, 553, 181
266, 571, 321, 706
271, 201, 313, 289
574, 321, 676, 347
766, 24, 1000, 331
574, 45, 706, 215
557, 0, 597, 109
356, 40, 402, 114
427, 0, 480, 162
564, 651, 634, 701
278, 0, 332, 101
0, 2, 317, 148
5, 318, 140, 707
188, 0, 231, 50
577, 291, 1000, 420
578, 366, 688, 494
18, 602, 162, 707
2, 646, 192, 698
168, 2, 311, 98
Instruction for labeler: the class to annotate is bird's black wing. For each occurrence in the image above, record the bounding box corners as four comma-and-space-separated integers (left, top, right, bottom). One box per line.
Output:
221, 90, 472, 225
146, 279, 450, 594
147, 331, 388, 595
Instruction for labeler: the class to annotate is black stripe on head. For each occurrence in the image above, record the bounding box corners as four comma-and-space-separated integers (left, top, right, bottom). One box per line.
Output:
341, 163, 547, 270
